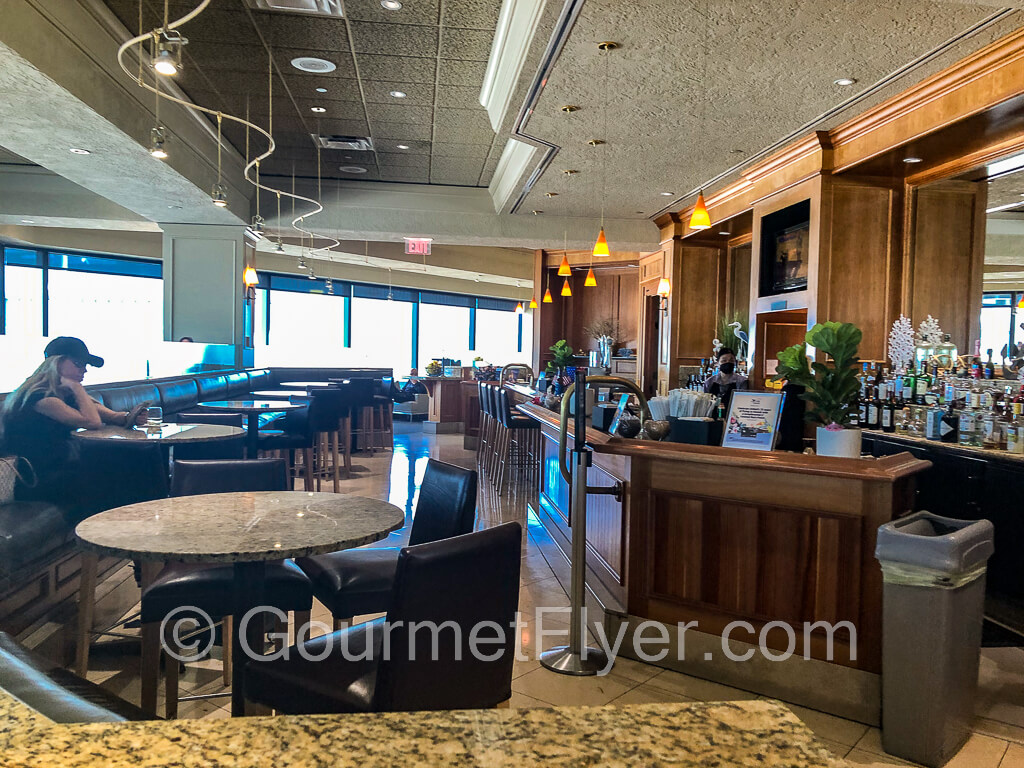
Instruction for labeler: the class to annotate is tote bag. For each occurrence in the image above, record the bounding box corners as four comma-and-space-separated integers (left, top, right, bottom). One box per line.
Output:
0, 456, 36, 504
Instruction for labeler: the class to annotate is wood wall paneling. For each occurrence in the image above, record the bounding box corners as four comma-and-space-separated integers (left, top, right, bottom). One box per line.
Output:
672, 245, 725, 365
907, 181, 985, 354
726, 242, 752, 319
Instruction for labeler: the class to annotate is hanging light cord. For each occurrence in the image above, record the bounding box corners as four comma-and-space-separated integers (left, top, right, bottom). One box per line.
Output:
115, 0, 338, 255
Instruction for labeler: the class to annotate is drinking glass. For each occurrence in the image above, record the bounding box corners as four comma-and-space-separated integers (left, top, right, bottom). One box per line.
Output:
145, 406, 163, 428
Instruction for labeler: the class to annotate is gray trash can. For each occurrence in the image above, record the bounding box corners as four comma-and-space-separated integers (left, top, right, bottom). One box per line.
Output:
875, 511, 995, 767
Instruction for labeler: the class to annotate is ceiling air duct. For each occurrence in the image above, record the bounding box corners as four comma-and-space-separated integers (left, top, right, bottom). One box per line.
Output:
312, 135, 375, 152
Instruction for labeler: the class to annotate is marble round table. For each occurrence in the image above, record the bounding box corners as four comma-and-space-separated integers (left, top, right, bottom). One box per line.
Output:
278, 381, 335, 390
249, 390, 311, 400
76, 491, 404, 715
196, 400, 305, 457
73, 423, 245, 444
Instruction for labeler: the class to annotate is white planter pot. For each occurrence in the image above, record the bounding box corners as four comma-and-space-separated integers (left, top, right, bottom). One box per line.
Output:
816, 426, 863, 458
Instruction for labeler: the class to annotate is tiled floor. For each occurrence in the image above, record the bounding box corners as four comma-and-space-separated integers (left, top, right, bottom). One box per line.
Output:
70, 422, 1024, 766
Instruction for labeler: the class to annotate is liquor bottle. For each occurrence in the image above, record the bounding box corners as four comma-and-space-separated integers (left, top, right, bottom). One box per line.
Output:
985, 349, 996, 380
940, 398, 959, 443
901, 370, 915, 403
867, 386, 881, 430
881, 388, 896, 433
1007, 402, 1024, 455
848, 396, 861, 428
914, 361, 931, 404
857, 388, 868, 427
925, 403, 943, 440
958, 394, 979, 447
980, 402, 999, 449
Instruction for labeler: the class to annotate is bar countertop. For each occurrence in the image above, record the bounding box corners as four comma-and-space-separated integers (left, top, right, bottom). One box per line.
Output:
863, 428, 1024, 464
0, 689, 843, 767
517, 402, 929, 482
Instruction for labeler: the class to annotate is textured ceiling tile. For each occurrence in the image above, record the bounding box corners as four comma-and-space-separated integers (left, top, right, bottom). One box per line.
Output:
987, 173, 1024, 210
362, 81, 434, 105
336, 166, 381, 180
430, 170, 484, 186
356, 55, 437, 84
179, 10, 261, 45
344, 0, 440, 27
377, 152, 431, 168
349, 22, 439, 58
185, 41, 266, 72
442, 0, 503, 31
252, 13, 350, 52
279, 75, 363, 102
436, 85, 484, 109
430, 156, 485, 176
432, 108, 494, 142
370, 121, 434, 141
365, 103, 433, 124
431, 142, 491, 159
374, 138, 432, 154
275, 48, 358, 79
381, 167, 431, 182
437, 58, 488, 87
439, 27, 494, 61
293, 98, 367, 122
432, 123, 493, 144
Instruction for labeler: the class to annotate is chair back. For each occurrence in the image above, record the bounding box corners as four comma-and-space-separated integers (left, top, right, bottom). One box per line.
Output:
170, 458, 288, 497
408, 459, 477, 546
172, 412, 246, 459
308, 388, 347, 432
175, 412, 244, 427
482, 384, 495, 418
373, 522, 521, 711
343, 378, 375, 409
496, 388, 515, 428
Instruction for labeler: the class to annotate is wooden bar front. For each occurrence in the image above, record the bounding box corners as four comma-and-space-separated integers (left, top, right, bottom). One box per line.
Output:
517, 401, 930, 723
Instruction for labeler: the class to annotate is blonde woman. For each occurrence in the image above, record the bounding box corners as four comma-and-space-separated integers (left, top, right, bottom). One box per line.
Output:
2, 337, 144, 505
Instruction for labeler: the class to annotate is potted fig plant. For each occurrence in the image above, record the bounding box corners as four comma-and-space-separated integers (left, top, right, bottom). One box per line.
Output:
772, 321, 863, 458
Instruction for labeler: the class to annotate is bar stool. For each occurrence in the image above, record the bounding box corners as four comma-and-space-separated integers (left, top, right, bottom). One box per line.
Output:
346, 378, 379, 454
482, 384, 501, 481
372, 378, 395, 452
476, 382, 492, 468
257, 404, 314, 491
308, 388, 349, 492
495, 389, 539, 493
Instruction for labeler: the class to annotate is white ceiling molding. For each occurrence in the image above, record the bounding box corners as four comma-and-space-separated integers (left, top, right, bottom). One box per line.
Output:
488, 138, 539, 212
479, 0, 547, 132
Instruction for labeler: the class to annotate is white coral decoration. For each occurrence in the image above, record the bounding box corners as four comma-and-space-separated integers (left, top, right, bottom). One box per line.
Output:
888, 315, 915, 374
916, 315, 944, 345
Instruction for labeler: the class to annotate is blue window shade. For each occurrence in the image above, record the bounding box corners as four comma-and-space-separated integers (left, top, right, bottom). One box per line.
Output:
420, 290, 473, 308
352, 283, 417, 302
3, 247, 42, 267
983, 293, 1014, 307
477, 297, 518, 312
47, 251, 161, 278
269, 274, 349, 296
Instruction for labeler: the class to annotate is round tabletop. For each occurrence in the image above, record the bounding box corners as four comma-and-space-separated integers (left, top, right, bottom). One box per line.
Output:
75, 491, 405, 563
250, 390, 310, 399
73, 423, 246, 443
197, 400, 304, 412
278, 381, 334, 389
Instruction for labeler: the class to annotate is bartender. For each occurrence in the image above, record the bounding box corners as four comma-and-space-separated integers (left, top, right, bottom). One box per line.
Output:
704, 347, 748, 395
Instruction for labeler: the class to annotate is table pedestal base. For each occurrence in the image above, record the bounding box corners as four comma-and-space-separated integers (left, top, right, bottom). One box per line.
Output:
231, 561, 266, 717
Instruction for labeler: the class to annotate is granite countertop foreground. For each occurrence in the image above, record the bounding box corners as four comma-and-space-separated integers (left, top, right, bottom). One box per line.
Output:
0, 689, 844, 767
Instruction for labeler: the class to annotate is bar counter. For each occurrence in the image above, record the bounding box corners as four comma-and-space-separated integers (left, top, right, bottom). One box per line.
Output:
515, 399, 931, 725
0, 689, 842, 767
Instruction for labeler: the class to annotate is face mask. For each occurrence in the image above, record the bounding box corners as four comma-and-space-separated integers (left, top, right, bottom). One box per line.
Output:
719, 362, 736, 374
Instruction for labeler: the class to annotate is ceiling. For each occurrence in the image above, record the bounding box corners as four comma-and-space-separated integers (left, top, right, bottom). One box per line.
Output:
101, 0, 505, 187
518, 0, 1024, 221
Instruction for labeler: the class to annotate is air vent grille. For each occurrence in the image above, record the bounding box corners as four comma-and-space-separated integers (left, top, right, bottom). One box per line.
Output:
313, 135, 375, 151
245, 0, 343, 17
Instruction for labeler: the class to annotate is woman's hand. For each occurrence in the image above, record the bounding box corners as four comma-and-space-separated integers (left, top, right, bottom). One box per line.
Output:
60, 376, 83, 391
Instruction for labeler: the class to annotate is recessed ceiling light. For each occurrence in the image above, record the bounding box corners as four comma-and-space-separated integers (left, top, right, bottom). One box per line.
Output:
903, 156, 923, 164
381, 0, 402, 9
389, 90, 407, 98
719, 230, 731, 236
834, 77, 857, 86
167, 204, 182, 209
315, 87, 327, 93
339, 165, 367, 173
20, 219, 35, 224
291, 57, 336, 74
396, 144, 410, 150
659, 192, 674, 196
69, 147, 91, 155
532, 210, 543, 215
310, 106, 326, 113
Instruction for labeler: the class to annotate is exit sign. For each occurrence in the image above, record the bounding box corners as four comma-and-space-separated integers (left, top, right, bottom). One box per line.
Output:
404, 237, 432, 256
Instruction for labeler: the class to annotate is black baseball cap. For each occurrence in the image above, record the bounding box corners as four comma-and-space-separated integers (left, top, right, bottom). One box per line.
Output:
43, 337, 104, 367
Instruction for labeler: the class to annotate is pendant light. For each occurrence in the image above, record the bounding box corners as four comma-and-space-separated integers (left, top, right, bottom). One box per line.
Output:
689, 191, 711, 230
588, 42, 617, 281
543, 288, 553, 303
543, 267, 553, 303
149, 79, 168, 159
529, 296, 538, 309
515, 281, 524, 314
243, 264, 259, 288
558, 252, 571, 276
585, 266, 597, 287
211, 112, 227, 206
561, 278, 572, 297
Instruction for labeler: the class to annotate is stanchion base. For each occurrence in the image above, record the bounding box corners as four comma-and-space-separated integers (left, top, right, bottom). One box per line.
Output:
539, 645, 611, 676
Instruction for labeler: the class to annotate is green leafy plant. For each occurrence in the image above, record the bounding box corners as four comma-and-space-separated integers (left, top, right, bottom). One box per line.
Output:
771, 321, 862, 428
548, 339, 575, 369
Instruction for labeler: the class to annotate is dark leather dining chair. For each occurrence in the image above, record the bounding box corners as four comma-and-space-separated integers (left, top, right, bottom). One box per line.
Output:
295, 459, 477, 627
245, 521, 522, 714
140, 459, 313, 718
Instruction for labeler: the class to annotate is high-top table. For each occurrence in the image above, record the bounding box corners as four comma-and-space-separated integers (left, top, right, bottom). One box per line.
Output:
73, 423, 245, 445
196, 400, 305, 458
278, 381, 335, 389
76, 491, 404, 716
249, 389, 311, 400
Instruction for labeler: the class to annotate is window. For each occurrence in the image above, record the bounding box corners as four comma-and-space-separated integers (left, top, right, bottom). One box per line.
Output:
261, 289, 347, 366
3, 265, 43, 337
476, 308, 522, 365
349, 297, 414, 374
418, 303, 472, 367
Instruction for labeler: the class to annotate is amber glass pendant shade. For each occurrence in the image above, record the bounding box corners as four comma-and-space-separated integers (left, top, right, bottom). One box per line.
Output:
689, 191, 711, 230
558, 253, 572, 276
543, 289, 553, 303
584, 267, 597, 287
592, 228, 609, 257
561, 278, 572, 297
